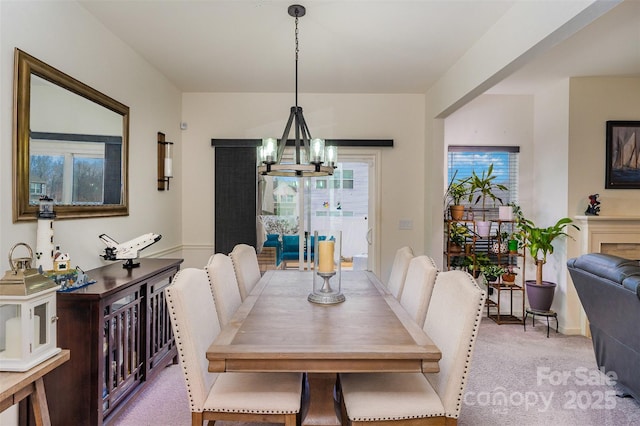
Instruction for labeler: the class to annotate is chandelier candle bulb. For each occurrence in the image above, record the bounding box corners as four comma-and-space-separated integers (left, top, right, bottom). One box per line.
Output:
261, 138, 277, 164
326, 145, 337, 167
318, 240, 335, 273
311, 138, 325, 163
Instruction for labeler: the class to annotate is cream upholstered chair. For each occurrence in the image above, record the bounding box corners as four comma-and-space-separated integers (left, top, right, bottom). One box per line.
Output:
387, 246, 414, 300
339, 270, 486, 425
205, 253, 243, 326
230, 243, 262, 300
398, 255, 439, 328
165, 268, 303, 426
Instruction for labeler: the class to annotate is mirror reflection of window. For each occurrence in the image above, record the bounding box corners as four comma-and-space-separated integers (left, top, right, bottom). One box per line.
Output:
29, 74, 122, 206
29, 154, 63, 203
30, 139, 108, 205
73, 157, 105, 204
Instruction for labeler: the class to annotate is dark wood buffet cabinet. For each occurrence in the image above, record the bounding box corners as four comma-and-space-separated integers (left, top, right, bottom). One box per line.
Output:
43, 258, 183, 426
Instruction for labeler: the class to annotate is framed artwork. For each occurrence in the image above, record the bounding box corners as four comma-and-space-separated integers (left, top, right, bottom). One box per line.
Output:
605, 121, 640, 189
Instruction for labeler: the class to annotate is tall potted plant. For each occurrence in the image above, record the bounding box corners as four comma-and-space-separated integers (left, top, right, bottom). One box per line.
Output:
516, 216, 580, 311
445, 172, 470, 221
467, 164, 508, 237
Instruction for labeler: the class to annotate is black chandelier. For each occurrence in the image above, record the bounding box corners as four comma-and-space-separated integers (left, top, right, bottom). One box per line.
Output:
258, 4, 337, 177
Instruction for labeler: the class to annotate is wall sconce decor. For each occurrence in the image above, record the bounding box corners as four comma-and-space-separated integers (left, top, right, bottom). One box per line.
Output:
157, 132, 174, 190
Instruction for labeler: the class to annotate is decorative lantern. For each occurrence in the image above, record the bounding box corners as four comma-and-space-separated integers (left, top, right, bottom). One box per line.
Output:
308, 230, 344, 304
0, 243, 60, 372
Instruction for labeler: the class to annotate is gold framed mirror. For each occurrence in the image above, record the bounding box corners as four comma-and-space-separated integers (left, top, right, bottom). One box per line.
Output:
13, 48, 129, 221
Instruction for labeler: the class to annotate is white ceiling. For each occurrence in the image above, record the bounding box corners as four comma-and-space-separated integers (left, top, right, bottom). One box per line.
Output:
79, 0, 640, 96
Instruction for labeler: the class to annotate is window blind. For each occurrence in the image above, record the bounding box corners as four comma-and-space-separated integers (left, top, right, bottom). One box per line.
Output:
447, 146, 519, 220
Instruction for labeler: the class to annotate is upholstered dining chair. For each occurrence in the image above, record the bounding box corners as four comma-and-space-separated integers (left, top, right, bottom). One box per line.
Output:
339, 270, 486, 426
230, 243, 262, 300
205, 253, 243, 326
165, 268, 304, 426
387, 246, 414, 300
398, 255, 439, 328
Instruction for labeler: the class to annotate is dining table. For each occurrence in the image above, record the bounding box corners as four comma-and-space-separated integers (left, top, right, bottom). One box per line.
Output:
206, 269, 441, 425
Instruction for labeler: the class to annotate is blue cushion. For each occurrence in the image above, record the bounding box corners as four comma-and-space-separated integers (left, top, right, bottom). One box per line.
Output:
308, 235, 327, 252
282, 235, 299, 253
264, 234, 280, 248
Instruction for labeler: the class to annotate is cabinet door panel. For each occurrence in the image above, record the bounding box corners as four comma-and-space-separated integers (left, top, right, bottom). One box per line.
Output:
103, 288, 143, 417
147, 271, 177, 372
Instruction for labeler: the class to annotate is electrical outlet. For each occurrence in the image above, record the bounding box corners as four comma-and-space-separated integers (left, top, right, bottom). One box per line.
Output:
399, 219, 413, 230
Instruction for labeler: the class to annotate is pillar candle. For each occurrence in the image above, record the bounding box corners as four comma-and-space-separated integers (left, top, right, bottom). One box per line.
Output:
34, 315, 41, 348
164, 157, 173, 178
4, 317, 22, 358
318, 240, 335, 273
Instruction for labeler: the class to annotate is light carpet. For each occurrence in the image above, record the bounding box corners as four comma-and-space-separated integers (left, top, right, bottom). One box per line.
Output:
114, 319, 639, 426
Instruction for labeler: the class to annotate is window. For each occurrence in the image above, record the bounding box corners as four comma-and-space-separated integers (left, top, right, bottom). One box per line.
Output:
271, 177, 298, 217
342, 170, 354, 189
447, 146, 519, 220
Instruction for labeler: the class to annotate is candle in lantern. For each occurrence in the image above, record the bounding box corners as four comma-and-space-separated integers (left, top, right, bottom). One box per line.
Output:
4, 317, 22, 358
318, 240, 335, 273
33, 315, 41, 348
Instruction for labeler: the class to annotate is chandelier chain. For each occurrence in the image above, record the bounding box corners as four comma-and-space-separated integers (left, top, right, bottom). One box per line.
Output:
295, 14, 299, 62
294, 11, 299, 108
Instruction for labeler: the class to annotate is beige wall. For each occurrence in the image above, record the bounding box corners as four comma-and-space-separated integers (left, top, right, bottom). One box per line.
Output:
0, 1, 183, 272
566, 76, 640, 332
533, 79, 577, 333
181, 92, 426, 279
568, 77, 640, 216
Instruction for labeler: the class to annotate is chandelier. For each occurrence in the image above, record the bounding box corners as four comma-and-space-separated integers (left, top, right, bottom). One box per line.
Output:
258, 4, 337, 177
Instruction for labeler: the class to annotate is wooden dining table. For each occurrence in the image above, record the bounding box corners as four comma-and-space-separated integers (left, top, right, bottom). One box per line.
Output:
206, 269, 441, 425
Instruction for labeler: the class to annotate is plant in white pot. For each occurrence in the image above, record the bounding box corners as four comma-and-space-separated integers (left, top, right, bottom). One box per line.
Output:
516, 216, 580, 312
467, 164, 508, 237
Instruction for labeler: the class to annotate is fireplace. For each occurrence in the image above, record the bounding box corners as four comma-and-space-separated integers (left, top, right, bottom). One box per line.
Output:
575, 215, 640, 260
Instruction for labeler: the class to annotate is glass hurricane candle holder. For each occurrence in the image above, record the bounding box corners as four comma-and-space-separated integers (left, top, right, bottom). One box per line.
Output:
308, 230, 344, 304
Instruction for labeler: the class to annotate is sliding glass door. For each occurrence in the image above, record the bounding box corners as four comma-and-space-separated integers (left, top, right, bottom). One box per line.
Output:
258, 150, 377, 272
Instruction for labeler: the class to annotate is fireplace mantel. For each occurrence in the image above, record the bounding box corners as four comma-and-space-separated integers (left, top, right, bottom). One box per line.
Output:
575, 215, 640, 260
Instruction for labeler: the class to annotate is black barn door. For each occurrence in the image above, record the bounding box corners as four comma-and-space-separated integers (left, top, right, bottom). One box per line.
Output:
214, 147, 257, 253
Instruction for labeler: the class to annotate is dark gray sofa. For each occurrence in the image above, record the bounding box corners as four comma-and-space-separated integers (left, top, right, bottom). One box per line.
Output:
567, 253, 640, 401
